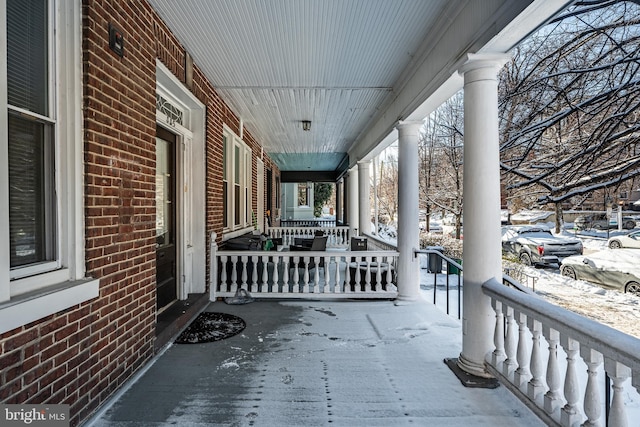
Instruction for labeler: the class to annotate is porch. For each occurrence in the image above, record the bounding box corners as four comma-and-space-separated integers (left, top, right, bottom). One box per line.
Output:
89, 298, 543, 427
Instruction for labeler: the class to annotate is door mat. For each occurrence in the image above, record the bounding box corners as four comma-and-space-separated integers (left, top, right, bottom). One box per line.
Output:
175, 312, 246, 344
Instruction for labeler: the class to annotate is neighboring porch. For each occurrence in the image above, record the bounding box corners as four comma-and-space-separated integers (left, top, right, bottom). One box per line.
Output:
212, 228, 399, 300
89, 299, 544, 427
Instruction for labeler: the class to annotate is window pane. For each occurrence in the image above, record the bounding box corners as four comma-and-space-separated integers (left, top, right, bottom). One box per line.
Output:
234, 185, 241, 225
9, 113, 54, 267
7, 0, 49, 115
298, 183, 308, 206
155, 138, 172, 247
234, 145, 240, 184
223, 185, 228, 228
222, 136, 227, 179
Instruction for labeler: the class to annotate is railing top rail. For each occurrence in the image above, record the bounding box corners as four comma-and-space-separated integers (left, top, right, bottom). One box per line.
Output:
216, 249, 400, 256
483, 277, 640, 372
268, 225, 349, 229
362, 233, 398, 249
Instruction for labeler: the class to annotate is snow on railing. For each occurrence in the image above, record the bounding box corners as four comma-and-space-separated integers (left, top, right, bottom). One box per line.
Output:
483, 278, 640, 427
266, 225, 350, 248
363, 232, 398, 251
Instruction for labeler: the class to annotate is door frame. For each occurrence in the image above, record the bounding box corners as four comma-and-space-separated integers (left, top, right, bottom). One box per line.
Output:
156, 61, 206, 299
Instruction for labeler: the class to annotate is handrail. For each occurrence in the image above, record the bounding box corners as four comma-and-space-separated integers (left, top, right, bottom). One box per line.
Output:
414, 248, 532, 294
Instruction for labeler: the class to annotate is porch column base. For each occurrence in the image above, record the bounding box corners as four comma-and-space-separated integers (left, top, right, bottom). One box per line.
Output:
393, 295, 420, 306
445, 357, 499, 388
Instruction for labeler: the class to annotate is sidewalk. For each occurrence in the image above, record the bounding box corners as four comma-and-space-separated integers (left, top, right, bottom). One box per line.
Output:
88, 298, 543, 426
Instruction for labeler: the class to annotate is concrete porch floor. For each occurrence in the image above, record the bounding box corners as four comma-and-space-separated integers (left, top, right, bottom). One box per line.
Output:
87, 298, 544, 426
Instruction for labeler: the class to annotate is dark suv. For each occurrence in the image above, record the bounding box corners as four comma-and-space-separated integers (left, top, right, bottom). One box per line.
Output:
574, 213, 636, 231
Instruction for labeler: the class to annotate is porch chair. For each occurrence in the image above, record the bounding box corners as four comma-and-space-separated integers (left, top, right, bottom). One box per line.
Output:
290, 235, 328, 275
349, 236, 368, 262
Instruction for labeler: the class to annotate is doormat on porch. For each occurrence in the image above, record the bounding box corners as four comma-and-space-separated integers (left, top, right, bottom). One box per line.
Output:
175, 312, 246, 344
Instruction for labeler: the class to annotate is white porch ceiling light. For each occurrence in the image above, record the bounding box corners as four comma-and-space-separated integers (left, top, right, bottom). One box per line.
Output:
302, 120, 311, 131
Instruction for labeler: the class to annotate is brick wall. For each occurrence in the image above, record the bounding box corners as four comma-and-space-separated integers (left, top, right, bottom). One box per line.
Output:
0, 1, 280, 426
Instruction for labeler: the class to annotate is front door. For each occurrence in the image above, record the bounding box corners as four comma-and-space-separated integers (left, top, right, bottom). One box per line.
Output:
156, 126, 177, 311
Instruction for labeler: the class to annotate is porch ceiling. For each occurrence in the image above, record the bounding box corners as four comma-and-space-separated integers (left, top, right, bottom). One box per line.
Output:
148, 0, 569, 175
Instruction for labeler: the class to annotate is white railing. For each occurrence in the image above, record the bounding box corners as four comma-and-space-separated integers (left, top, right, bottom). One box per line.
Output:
266, 225, 350, 248
363, 232, 398, 251
210, 232, 398, 300
483, 278, 640, 427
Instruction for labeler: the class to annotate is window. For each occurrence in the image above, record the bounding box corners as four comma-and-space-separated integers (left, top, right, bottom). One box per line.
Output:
222, 127, 252, 232
298, 183, 310, 206
0, 0, 98, 333
7, 0, 57, 276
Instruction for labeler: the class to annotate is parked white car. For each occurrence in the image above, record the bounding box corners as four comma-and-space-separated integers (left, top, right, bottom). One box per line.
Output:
608, 230, 640, 249
560, 249, 640, 296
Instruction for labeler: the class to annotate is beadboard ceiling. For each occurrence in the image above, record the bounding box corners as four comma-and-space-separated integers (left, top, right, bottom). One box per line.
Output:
148, 0, 569, 174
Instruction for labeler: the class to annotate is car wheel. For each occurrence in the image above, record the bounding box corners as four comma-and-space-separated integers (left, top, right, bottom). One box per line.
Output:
626, 282, 640, 296
609, 240, 622, 249
561, 266, 577, 280
623, 221, 635, 230
519, 252, 532, 266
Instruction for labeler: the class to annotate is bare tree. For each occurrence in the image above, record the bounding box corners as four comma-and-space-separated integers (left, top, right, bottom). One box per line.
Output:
419, 92, 465, 238
500, 1, 640, 230
376, 152, 399, 226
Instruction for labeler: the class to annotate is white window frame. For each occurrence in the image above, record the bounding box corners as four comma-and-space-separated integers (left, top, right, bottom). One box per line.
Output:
0, 0, 99, 335
222, 126, 252, 238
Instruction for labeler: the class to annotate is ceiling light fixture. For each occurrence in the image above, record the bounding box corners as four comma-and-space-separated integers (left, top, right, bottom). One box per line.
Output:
302, 120, 311, 131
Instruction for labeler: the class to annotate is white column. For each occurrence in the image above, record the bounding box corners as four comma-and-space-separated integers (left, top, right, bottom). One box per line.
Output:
347, 166, 359, 236
358, 160, 371, 235
335, 178, 342, 224
457, 54, 509, 378
396, 121, 423, 303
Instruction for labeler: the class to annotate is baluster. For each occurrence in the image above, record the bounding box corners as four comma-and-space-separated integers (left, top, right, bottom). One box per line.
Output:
354, 257, 362, 292
261, 255, 268, 291
527, 319, 545, 403
334, 256, 341, 293
581, 348, 603, 427
239, 255, 248, 287
560, 337, 581, 426
230, 256, 238, 293
311, 255, 320, 293
605, 359, 631, 427
220, 255, 228, 292
322, 256, 330, 293
302, 256, 310, 293
503, 306, 517, 379
490, 299, 505, 368
374, 258, 382, 292
251, 255, 258, 293
292, 257, 300, 293
271, 255, 278, 293
543, 327, 564, 417
281, 257, 289, 293
364, 256, 372, 292
514, 311, 531, 389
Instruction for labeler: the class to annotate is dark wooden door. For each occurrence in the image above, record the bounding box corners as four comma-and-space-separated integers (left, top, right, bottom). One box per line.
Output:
156, 126, 177, 310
